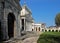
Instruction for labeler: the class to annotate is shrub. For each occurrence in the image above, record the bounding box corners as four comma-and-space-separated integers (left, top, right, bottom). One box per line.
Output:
37, 32, 60, 43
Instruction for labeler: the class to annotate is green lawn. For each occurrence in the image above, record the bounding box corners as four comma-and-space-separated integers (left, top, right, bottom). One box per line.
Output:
37, 32, 60, 43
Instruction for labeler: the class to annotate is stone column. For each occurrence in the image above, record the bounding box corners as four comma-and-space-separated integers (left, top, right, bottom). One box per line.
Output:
14, 14, 21, 39
24, 18, 26, 31
17, 15, 21, 38
14, 21, 17, 38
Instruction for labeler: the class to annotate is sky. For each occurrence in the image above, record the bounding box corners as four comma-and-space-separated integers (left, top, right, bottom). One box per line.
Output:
20, 0, 60, 27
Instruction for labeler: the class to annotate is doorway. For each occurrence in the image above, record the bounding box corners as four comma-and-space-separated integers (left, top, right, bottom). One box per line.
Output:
8, 13, 15, 39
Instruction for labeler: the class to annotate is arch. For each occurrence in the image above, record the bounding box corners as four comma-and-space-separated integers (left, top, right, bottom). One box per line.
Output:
45, 30, 47, 32
52, 30, 54, 32
49, 30, 51, 32
7, 13, 15, 39
39, 27, 40, 31
55, 30, 58, 32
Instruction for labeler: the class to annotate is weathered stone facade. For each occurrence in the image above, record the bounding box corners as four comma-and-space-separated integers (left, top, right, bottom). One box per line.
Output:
0, 0, 21, 40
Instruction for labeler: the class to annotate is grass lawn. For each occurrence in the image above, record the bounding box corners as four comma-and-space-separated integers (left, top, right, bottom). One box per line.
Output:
37, 32, 60, 43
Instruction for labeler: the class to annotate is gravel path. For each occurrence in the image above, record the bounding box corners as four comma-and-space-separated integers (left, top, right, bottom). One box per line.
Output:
21, 36, 39, 43
3, 32, 43, 43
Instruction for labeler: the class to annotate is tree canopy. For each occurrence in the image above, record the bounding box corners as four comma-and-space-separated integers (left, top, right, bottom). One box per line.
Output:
55, 13, 60, 26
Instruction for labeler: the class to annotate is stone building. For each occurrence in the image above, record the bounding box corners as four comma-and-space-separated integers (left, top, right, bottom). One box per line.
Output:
44, 26, 60, 32
20, 4, 33, 32
32, 23, 46, 32
0, 0, 21, 41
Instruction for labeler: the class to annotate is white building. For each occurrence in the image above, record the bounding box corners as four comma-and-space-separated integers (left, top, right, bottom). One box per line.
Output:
44, 26, 60, 32
32, 23, 46, 32
20, 4, 46, 32
20, 4, 33, 32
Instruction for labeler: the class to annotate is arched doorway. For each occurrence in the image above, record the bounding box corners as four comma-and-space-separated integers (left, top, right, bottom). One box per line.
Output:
8, 13, 15, 39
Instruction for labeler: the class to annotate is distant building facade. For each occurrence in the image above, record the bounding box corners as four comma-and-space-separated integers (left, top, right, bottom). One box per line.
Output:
20, 4, 46, 32
20, 4, 33, 32
32, 23, 46, 32
44, 26, 60, 32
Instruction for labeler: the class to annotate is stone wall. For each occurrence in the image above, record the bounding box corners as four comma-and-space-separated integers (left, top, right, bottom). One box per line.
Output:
0, 0, 21, 40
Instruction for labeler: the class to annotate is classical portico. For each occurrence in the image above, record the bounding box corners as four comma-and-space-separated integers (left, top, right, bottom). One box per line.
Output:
20, 4, 33, 32
0, 0, 21, 40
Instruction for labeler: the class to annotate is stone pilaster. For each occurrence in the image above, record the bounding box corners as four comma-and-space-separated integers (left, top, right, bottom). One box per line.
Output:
1, 15, 9, 40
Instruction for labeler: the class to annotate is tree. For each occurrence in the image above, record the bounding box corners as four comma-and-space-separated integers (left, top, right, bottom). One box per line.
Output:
55, 13, 60, 26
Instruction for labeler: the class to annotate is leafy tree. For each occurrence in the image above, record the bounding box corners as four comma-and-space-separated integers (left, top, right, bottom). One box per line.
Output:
55, 13, 60, 26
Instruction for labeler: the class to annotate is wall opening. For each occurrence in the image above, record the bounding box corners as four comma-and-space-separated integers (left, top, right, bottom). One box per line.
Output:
55, 30, 58, 32
52, 30, 54, 32
32, 29, 33, 31
21, 19, 24, 31
59, 30, 60, 32
8, 13, 15, 39
49, 30, 51, 32
45, 30, 47, 32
